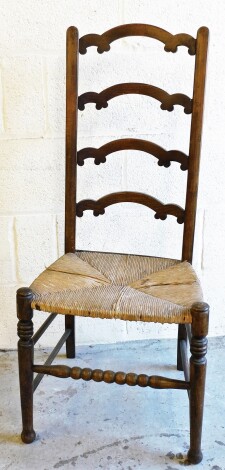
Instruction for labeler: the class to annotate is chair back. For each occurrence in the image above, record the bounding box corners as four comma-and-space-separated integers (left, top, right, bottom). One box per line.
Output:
65, 24, 208, 263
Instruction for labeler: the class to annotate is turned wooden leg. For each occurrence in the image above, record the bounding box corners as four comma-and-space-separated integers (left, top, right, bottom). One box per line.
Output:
65, 315, 75, 358
187, 302, 209, 464
17, 287, 36, 444
177, 324, 187, 371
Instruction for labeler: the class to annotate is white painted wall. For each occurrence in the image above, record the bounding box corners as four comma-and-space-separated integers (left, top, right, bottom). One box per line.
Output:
0, 0, 224, 348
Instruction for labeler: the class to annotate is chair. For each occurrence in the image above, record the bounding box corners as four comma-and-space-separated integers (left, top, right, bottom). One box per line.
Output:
17, 24, 209, 464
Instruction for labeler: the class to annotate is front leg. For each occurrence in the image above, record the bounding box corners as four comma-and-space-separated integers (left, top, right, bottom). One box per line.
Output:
17, 287, 36, 443
187, 302, 209, 464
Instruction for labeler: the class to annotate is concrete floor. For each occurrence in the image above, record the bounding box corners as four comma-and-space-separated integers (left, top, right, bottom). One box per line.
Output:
0, 337, 225, 470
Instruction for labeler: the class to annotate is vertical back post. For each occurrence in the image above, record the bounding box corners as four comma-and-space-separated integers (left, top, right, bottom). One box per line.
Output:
182, 27, 209, 263
65, 26, 79, 359
65, 26, 79, 254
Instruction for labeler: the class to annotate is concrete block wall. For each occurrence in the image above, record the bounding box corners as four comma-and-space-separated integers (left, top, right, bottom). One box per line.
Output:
0, 0, 224, 348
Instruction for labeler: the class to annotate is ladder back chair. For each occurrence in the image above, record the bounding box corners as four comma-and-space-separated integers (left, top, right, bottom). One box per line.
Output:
17, 24, 209, 464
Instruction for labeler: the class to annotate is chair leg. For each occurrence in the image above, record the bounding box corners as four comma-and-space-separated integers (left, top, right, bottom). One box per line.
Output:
17, 288, 36, 444
177, 324, 187, 371
65, 315, 75, 358
187, 302, 209, 464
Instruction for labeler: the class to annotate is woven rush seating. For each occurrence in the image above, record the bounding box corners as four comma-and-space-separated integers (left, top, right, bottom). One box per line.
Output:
30, 252, 202, 324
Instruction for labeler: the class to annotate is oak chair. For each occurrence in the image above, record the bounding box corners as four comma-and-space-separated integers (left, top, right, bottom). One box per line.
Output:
17, 24, 209, 464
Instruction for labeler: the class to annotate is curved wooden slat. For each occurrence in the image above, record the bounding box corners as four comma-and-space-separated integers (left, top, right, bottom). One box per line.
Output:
78, 83, 193, 114
76, 192, 185, 223
79, 24, 196, 55
77, 139, 188, 170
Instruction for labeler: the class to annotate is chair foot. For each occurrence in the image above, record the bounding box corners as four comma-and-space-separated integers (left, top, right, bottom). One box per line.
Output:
187, 449, 203, 464
65, 315, 75, 358
21, 429, 36, 444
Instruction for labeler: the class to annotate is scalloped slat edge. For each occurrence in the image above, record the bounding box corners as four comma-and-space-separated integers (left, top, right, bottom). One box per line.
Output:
77, 138, 188, 171
78, 83, 193, 114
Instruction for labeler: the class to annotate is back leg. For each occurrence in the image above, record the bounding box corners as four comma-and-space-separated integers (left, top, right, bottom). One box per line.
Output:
177, 324, 187, 371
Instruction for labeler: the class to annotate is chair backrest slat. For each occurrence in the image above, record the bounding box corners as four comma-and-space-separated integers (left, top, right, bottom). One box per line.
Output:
79, 23, 196, 55
77, 139, 188, 170
78, 83, 193, 114
76, 191, 185, 222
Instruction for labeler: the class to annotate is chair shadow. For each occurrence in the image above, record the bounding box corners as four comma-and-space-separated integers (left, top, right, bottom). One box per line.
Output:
0, 433, 23, 445
54, 352, 180, 372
